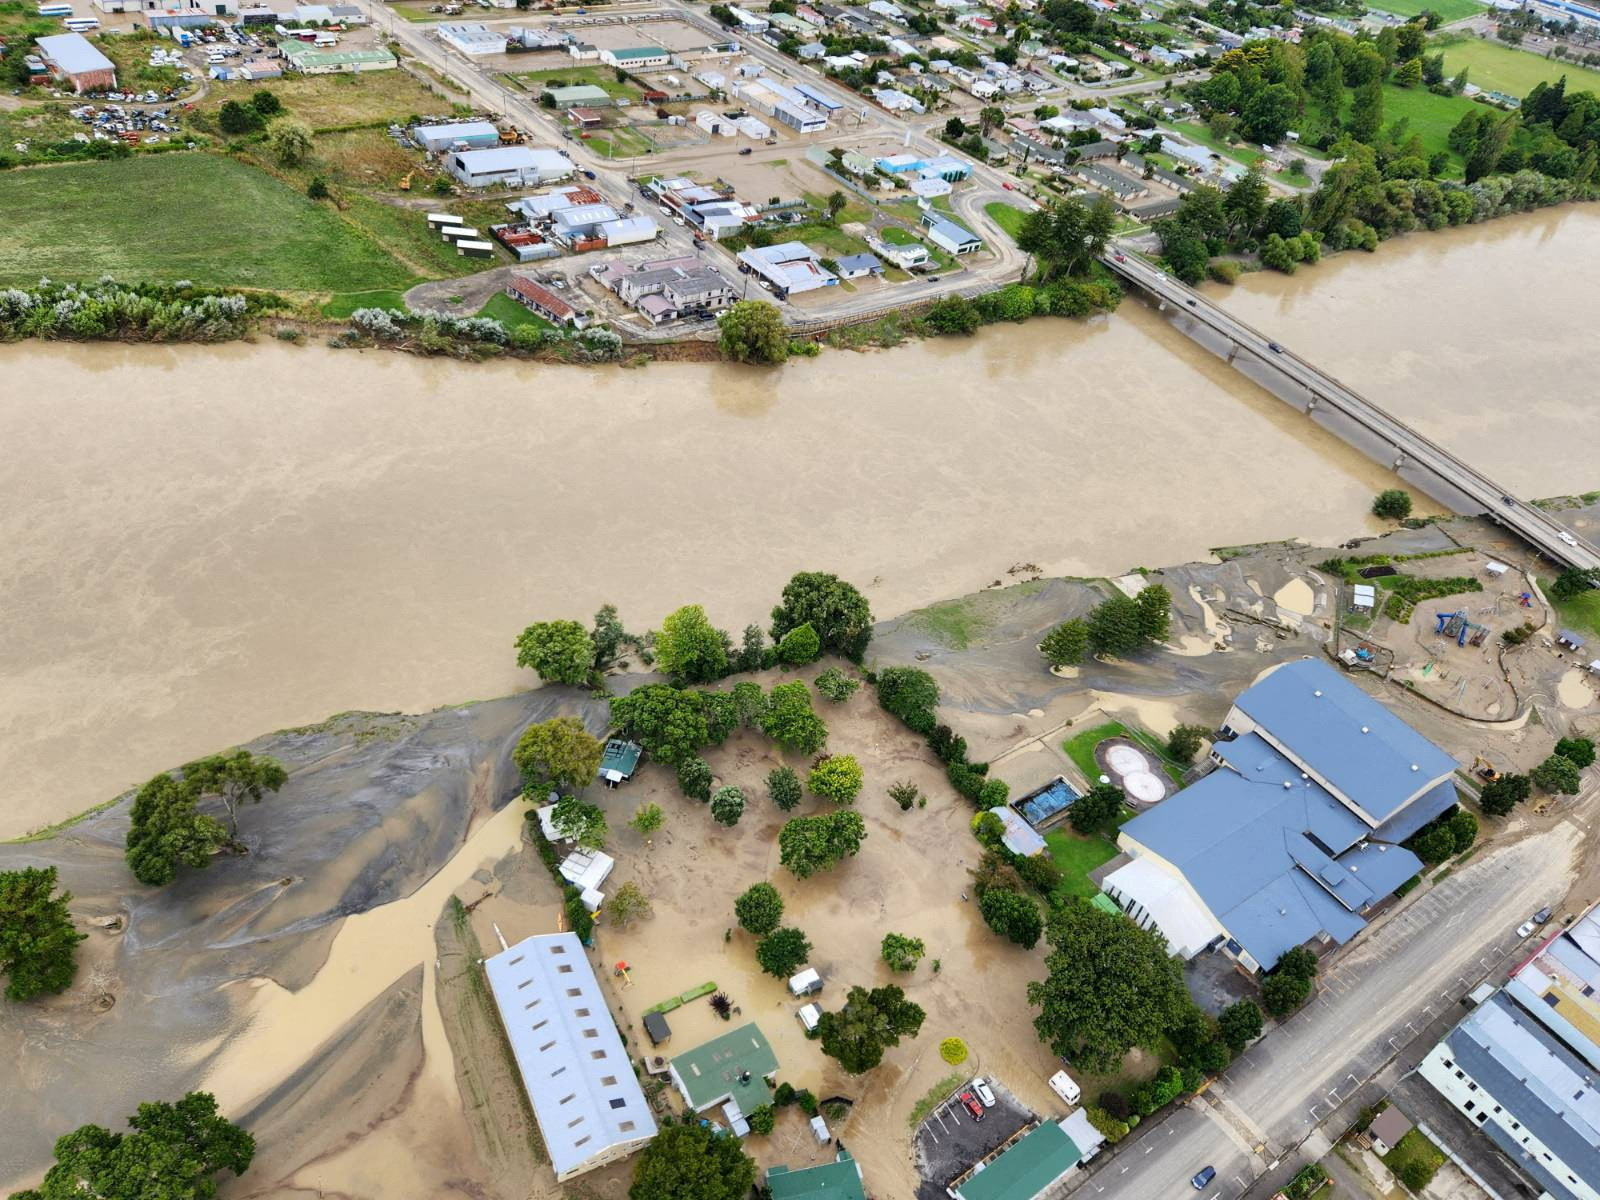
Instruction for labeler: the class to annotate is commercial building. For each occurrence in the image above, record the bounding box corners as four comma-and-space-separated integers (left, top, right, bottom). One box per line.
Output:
448, 146, 573, 188
600, 45, 669, 69
483, 934, 657, 1180
278, 40, 396, 73
737, 241, 838, 296
874, 152, 972, 181
767, 1151, 867, 1200
412, 120, 501, 152
1104, 658, 1458, 973
725, 4, 768, 30
953, 1112, 1104, 1200
920, 212, 982, 255
437, 21, 507, 55
647, 176, 759, 240
34, 33, 116, 93
669, 1022, 779, 1130
731, 77, 828, 132
547, 83, 611, 107
1419, 907, 1600, 1200
593, 255, 734, 323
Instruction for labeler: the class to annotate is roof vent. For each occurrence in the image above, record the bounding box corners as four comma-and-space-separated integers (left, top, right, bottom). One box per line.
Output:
1411, 764, 1419, 771
1283, 780, 1292, 789
1279, 908, 1288, 916
1360, 725, 1370, 734
1313, 689, 1323, 697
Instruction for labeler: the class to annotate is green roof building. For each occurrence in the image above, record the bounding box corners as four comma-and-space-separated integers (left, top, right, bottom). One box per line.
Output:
547, 83, 612, 107
669, 1022, 778, 1115
1090, 892, 1123, 917
767, 1151, 866, 1200
599, 738, 642, 785
279, 40, 397, 74
954, 1122, 1086, 1200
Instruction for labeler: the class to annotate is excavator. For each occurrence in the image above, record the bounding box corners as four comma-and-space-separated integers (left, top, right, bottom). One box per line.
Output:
1473, 756, 1501, 783
397, 170, 414, 191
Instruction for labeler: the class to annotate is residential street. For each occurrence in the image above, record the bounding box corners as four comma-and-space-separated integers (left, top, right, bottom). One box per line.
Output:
1075, 820, 1584, 1200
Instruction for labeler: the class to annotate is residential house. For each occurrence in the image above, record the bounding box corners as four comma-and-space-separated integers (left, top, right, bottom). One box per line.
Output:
669, 1023, 779, 1130
1074, 162, 1147, 204
1104, 658, 1458, 973
872, 86, 924, 113
869, 235, 929, 269
34, 33, 116, 93
920, 212, 982, 255
596, 255, 734, 323
1365, 1107, 1413, 1157
506, 275, 589, 329
834, 252, 884, 279
737, 241, 838, 296
767, 1152, 867, 1200
1419, 905, 1600, 1200
483, 934, 657, 1180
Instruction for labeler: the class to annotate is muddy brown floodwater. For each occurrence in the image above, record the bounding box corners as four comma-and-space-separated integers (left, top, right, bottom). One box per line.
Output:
1, 205, 1594, 838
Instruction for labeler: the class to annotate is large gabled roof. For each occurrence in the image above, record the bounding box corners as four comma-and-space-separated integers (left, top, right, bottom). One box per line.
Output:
1233, 659, 1456, 821
36, 33, 114, 75
955, 1122, 1084, 1200
671, 1022, 778, 1111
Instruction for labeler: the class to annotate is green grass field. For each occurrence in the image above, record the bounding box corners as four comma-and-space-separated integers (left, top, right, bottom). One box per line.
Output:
1542, 576, 1600, 642
585, 125, 655, 159
321, 289, 409, 317
477, 292, 555, 331
1045, 829, 1119, 898
0, 154, 414, 292
512, 64, 639, 100
984, 201, 1030, 240
1381, 83, 1481, 170
1369, 0, 1483, 21
1436, 35, 1600, 97
1062, 721, 1187, 786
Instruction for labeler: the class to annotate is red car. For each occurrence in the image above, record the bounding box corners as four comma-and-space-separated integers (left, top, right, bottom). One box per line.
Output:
959, 1092, 985, 1122
1002, 181, 1014, 190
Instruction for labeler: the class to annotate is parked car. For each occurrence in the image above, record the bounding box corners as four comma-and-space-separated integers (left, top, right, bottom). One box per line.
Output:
1192, 1166, 1216, 1190
1001, 180, 1014, 189
581, 169, 596, 180
972, 1077, 995, 1108
739, 146, 752, 155
959, 1092, 985, 1122
1517, 918, 1537, 939
1535, 905, 1553, 924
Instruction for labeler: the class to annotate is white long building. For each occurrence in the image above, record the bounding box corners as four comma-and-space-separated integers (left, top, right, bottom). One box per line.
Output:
484, 933, 657, 1180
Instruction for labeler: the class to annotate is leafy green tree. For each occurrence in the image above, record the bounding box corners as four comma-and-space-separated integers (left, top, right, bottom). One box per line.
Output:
697, 690, 740, 746
717, 299, 789, 365
1040, 618, 1089, 668
808, 755, 864, 804
1087, 593, 1145, 657
768, 765, 803, 811
1015, 193, 1117, 282
1447, 809, 1478, 854
180, 749, 288, 840
1371, 489, 1413, 520
609, 684, 709, 765
307, 175, 331, 200
677, 756, 714, 802
629, 1121, 756, 1200
980, 888, 1043, 949
881, 932, 926, 972
732, 681, 767, 726
1534, 752, 1582, 794
1069, 782, 1124, 834
875, 666, 940, 733
1278, 947, 1318, 979
1556, 736, 1596, 768
629, 802, 664, 837
1167, 725, 1208, 763
710, 785, 746, 827
1349, 76, 1385, 143
923, 296, 982, 335
1465, 111, 1513, 181
591, 603, 635, 670
249, 89, 283, 116
1262, 969, 1312, 1016
606, 881, 653, 929
760, 681, 828, 755
817, 983, 926, 1073
1135, 584, 1171, 643
755, 926, 812, 977
0, 867, 86, 1002
1239, 82, 1297, 143
655, 604, 729, 683
977, 778, 1009, 808
551, 795, 608, 850
778, 810, 867, 877
735, 624, 766, 672
1263, 198, 1303, 239
1224, 165, 1269, 237
1218, 999, 1264, 1051
826, 190, 848, 222
13, 1092, 255, 1200
1410, 825, 1456, 864
814, 668, 860, 702
734, 881, 784, 935
1028, 898, 1191, 1075
515, 620, 595, 685
217, 99, 262, 134
1551, 568, 1600, 600
745, 1104, 776, 1136
1158, 221, 1212, 284
1479, 772, 1531, 817
125, 773, 229, 888
776, 622, 822, 665
514, 716, 603, 796
1393, 56, 1422, 88
267, 117, 313, 165
770, 572, 874, 660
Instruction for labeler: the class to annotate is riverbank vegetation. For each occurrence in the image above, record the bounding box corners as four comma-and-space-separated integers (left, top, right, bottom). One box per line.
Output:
0, 277, 276, 342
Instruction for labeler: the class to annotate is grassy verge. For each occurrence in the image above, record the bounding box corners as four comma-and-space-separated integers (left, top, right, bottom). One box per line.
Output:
1062, 721, 1187, 786
1382, 1129, 1446, 1190
1045, 830, 1119, 898
0, 154, 415, 292
1541, 576, 1600, 643
1380, 84, 1480, 173
477, 292, 556, 331
2, 798, 123, 845
908, 1071, 968, 1126
984, 201, 1030, 240
586, 125, 656, 159
322, 289, 411, 318
509, 63, 639, 100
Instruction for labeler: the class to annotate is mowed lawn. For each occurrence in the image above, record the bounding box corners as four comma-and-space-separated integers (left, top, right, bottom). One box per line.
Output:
0, 154, 414, 292
1369, 0, 1483, 21
1382, 84, 1481, 170
1045, 829, 1119, 898
1437, 36, 1600, 97
984, 201, 1030, 240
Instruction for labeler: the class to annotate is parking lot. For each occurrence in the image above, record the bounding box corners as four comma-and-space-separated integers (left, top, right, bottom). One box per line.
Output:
913, 1077, 1035, 1200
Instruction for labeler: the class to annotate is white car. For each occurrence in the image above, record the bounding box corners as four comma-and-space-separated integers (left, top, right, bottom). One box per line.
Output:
972, 1077, 996, 1108
1517, 919, 1537, 939
1558, 531, 1579, 547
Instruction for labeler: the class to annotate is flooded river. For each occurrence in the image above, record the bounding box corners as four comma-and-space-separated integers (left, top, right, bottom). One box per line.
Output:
1, 206, 1593, 837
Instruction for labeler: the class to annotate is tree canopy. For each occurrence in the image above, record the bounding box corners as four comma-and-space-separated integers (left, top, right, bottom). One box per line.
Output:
12, 1092, 254, 1200
755, 926, 812, 977
1040, 618, 1089, 668
1218, 1000, 1264, 1052
817, 983, 926, 1073
629, 1121, 756, 1200
709, 785, 746, 827
767, 765, 803, 812
513, 716, 602, 796
1068, 782, 1124, 835
550, 795, 608, 850
514, 620, 595, 686
778, 810, 867, 878
760, 681, 829, 756
979, 888, 1043, 949
717, 300, 788, 365
1371, 489, 1413, 520
776, 623, 822, 666
1015, 193, 1117, 282
770, 572, 874, 660
609, 684, 709, 766
1479, 772, 1530, 817
734, 881, 784, 935
0, 867, 86, 1002
880, 932, 926, 972
180, 749, 288, 840
124, 772, 230, 888
1533, 752, 1582, 795
654, 605, 729, 684
807, 755, 864, 804
875, 666, 940, 733
1028, 898, 1191, 1075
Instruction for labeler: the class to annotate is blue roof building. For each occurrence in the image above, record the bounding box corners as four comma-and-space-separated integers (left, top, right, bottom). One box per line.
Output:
1419, 909, 1600, 1200
1104, 659, 1457, 973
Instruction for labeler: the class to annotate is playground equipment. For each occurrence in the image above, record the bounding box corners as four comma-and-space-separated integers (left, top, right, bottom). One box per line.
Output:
1436, 611, 1468, 640
1519, 592, 1534, 608
613, 961, 633, 988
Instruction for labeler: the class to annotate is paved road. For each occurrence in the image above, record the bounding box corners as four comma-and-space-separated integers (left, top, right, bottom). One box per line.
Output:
1079, 823, 1582, 1200
1103, 251, 1600, 572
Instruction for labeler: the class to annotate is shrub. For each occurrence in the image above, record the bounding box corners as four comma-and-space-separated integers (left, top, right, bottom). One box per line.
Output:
976, 778, 1009, 808
889, 780, 920, 811
1085, 1104, 1130, 1143
795, 1089, 819, 1116
814, 667, 860, 702
1372, 489, 1413, 520
1014, 853, 1062, 895
734, 882, 784, 935
755, 927, 812, 977
777, 623, 822, 665
710, 785, 746, 826
972, 811, 1006, 848
881, 932, 926, 972
877, 666, 940, 732
677, 756, 714, 802
745, 1104, 776, 1135
808, 754, 864, 804
939, 1037, 968, 1064
979, 888, 1042, 949
1167, 724, 1208, 763
928, 724, 967, 764
768, 765, 803, 811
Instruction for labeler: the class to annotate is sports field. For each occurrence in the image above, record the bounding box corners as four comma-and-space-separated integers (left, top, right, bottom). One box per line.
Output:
1368, 0, 1483, 22
1436, 35, 1600, 97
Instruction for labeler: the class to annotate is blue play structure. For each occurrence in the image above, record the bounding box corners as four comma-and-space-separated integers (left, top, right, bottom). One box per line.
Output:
1015, 777, 1081, 827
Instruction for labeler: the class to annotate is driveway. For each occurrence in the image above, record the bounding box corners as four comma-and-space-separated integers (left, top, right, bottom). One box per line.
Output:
914, 1078, 1033, 1200
1185, 949, 1258, 1018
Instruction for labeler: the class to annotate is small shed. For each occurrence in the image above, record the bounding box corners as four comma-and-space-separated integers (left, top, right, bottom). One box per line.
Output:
643, 1009, 672, 1046
788, 967, 822, 996
809, 1114, 831, 1144
1559, 630, 1587, 651
1367, 1106, 1414, 1156
990, 806, 1048, 858
600, 739, 643, 786
1484, 560, 1509, 578
1350, 584, 1376, 612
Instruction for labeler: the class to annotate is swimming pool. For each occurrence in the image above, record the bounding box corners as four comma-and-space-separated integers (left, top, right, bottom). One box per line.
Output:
1015, 777, 1081, 827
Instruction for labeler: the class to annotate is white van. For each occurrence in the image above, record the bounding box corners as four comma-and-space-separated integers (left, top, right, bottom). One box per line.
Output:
1049, 1070, 1081, 1107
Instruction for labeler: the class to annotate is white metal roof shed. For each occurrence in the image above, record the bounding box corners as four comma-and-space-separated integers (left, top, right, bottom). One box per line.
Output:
484, 933, 657, 1180
36, 32, 113, 75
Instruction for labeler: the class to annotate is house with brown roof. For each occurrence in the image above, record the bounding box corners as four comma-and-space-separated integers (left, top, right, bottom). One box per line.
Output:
506, 275, 589, 329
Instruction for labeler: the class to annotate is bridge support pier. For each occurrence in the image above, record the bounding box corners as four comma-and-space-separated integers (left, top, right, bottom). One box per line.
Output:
1225, 342, 1239, 365
1306, 395, 1319, 413
1393, 452, 1407, 470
